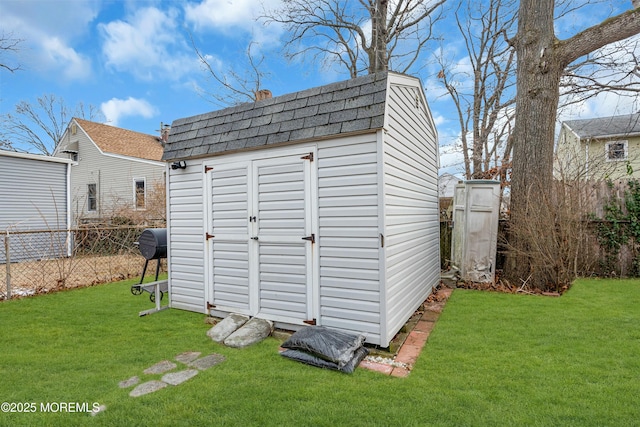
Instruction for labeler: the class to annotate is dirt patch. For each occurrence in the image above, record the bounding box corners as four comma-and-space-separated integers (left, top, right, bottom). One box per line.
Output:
454, 279, 567, 296
0, 254, 162, 299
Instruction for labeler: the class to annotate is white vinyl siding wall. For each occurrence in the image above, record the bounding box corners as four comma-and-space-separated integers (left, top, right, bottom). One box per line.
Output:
209, 163, 251, 313
58, 128, 164, 221
317, 134, 381, 343
168, 160, 206, 312
383, 82, 440, 344
0, 152, 71, 263
255, 156, 310, 321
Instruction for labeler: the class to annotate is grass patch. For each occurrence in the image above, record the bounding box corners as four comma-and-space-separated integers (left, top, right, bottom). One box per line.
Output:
0, 278, 639, 426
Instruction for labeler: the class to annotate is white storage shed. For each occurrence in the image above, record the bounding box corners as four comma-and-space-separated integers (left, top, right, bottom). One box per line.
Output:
163, 71, 440, 347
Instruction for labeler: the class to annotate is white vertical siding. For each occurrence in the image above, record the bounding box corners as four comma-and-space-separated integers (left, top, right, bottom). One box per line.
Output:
168, 160, 205, 312
256, 158, 309, 321
317, 134, 382, 343
203, 151, 315, 323
209, 163, 251, 313
383, 79, 440, 346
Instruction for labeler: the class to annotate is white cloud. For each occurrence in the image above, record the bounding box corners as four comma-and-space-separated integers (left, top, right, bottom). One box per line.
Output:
185, 0, 263, 30
184, 0, 284, 47
100, 6, 199, 81
432, 112, 446, 127
0, 0, 97, 81
0, 0, 98, 39
42, 38, 92, 81
101, 97, 158, 127
439, 141, 467, 177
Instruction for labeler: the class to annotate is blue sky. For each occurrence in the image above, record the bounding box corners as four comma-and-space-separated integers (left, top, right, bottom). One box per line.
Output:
1, 0, 638, 176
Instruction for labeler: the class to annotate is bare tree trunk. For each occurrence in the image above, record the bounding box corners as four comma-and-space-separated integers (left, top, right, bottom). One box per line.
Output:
506, 0, 561, 287
505, 1, 640, 289
370, 0, 389, 74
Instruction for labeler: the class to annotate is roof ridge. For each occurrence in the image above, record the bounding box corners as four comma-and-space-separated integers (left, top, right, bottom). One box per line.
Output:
73, 117, 159, 139
74, 118, 164, 162
565, 111, 640, 124
164, 71, 399, 161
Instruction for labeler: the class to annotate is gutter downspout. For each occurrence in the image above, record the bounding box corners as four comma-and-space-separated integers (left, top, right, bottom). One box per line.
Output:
585, 138, 590, 180
66, 162, 72, 256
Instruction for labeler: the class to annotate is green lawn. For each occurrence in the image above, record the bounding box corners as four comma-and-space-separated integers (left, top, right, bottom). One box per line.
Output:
0, 278, 639, 426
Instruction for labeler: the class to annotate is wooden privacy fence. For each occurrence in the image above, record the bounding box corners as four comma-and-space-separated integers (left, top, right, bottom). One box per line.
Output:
0, 226, 165, 300
440, 219, 637, 278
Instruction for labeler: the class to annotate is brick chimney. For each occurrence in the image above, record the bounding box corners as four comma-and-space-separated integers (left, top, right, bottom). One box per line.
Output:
160, 122, 170, 146
255, 89, 272, 101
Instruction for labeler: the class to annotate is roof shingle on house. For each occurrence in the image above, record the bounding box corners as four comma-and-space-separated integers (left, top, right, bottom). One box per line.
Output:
564, 112, 640, 139
163, 71, 391, 161
75, 118, 164, 161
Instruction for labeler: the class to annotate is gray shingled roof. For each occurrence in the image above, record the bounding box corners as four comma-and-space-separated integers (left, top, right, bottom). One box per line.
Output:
564, 112, 640, 139
163, 71, 391, 161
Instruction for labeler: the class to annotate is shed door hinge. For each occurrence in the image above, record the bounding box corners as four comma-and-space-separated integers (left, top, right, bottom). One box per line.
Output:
301, 152, 314, 162
380, 233, 384, 247
303, 318, 316, 325
205, 232, 215, 240
205, 165, 213, 173
302, 234, 315, 244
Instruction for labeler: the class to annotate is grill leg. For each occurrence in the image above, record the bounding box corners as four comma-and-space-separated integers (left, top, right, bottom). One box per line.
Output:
131, 259, 149, 295
154, 258, 161, 281
139, 259, 150, 285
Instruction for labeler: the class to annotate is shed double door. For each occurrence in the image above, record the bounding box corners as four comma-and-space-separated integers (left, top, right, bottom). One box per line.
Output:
207, 150, 316, 324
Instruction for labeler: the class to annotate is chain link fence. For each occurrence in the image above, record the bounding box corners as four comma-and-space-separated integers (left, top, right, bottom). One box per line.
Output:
1, 226, 166, 300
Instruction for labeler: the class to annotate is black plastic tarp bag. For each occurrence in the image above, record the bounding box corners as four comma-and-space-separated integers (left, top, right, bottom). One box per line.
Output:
280, 326, 366, 369
280, 346, 369, 373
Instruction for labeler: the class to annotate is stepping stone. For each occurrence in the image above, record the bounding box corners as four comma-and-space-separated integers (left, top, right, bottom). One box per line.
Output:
90, 405, 107, 417
175, 351, 201, 364
224, 317, 273, 348
162, 369, 199, 386
118, 376, 140, 389
129, 380, 167, 397
207, 313, 250, 342
143, 360, 177, 375
188, 353, 226, 370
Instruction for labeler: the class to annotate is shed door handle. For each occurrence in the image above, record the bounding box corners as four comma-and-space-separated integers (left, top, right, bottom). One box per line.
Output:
251, 236, 259, 240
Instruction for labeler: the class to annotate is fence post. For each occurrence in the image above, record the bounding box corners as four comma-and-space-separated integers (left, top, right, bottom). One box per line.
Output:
4, 231, 10, 300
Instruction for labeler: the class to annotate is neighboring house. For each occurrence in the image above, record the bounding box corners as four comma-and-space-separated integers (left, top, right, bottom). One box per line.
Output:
54, 118, 166, 223
556, 112, 640, 180
162, 71, 440, 348
438, 173, 461, 218
0, 150, 73, 262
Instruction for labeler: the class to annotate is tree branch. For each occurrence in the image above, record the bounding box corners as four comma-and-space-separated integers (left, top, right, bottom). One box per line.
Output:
558, 8, 640, 67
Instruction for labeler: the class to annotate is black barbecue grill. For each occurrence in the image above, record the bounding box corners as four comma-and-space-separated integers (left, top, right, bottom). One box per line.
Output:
131, 228, 167, 301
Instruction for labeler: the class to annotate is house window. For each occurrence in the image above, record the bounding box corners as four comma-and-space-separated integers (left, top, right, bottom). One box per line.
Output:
134, 178, 146, 210
87, 184, 97, 212
606, 140, 628, 161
